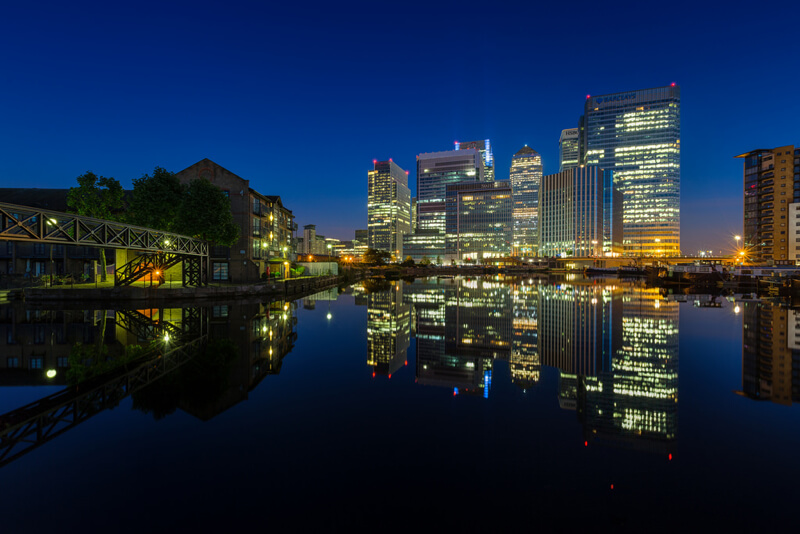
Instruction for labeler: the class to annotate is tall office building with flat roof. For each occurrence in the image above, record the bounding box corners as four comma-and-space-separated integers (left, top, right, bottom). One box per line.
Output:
368, 159, 411, 255
445, 181, 513, 263
416, 149, 484, 234
539, 166, 623, 258
510, 145, 542, 257
559, 128, 580, 172
455, 139, 494, 182
583, 85, 680, 256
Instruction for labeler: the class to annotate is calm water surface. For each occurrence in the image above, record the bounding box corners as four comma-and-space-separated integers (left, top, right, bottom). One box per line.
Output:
0, 277, 797, 532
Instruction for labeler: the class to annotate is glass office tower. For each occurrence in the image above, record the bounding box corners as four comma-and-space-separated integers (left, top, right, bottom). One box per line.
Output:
368, 159, 411, 255
509, 145, 542, 257
416, 149, 484, 234
558, 128, 580, 172
539, 166, 623, 257
445, 181, 513, 263
455, 139, 494, 182
583, 85, 681, 256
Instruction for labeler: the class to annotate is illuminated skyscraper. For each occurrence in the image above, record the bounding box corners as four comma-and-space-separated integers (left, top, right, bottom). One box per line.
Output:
445, 181, 513, 263
368, 159, 411, 255
558, 128, 580, 172
416, 149, 484, 233
735, 145, 799, 264
455, 139, 494, 181
539, 166, 623, 257
583, 85, 681, 256
509, 145, 542, 257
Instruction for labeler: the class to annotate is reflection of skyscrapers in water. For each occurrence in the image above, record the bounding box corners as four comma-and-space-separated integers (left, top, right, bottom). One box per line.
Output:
367, 281, 410, 376
538, 283, 619, 376
540, 283, 678, 453
581, 288, 678, 453
404, 278, 511, 397
741, 302, 800, 405
511, 280, 540, 389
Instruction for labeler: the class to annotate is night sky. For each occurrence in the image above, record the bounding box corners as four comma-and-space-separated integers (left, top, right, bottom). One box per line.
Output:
1, 0, 798, 254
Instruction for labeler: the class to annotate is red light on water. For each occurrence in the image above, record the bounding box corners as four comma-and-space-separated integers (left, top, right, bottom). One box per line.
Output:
610, 484, 614, 490
404, 360, 408, 366
668, 453, 673, 461
372, 371, 375, 378
584, 441, 588, 447
388, 374, 391, 379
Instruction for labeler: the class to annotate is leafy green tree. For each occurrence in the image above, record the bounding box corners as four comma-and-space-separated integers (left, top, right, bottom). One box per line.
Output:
401, 256, 415, 267
363, 248, 392, 266
67, 171, 125, 281
129, 167, 184, 232
420, 255, 431, 266
174, 178, 239, 247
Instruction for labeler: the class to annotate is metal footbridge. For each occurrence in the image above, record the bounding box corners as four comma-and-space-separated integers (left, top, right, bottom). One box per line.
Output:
0, 201, 208, 286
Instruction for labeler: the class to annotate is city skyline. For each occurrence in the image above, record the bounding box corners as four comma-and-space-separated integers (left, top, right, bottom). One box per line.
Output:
1, 2, 797, 254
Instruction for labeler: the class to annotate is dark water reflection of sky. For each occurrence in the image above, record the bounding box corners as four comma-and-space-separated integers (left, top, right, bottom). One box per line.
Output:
0, 278, 798, 532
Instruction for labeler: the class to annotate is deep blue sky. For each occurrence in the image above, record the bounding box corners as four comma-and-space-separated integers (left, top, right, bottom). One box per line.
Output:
1, 0, 798, 253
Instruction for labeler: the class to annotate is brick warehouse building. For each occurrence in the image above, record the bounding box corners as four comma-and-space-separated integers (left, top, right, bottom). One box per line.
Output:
175, 159, 296, 283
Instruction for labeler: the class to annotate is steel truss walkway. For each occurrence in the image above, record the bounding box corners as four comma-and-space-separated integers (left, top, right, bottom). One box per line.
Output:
0, 202, 208, 286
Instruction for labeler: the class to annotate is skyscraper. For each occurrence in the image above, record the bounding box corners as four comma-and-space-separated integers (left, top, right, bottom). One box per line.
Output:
539, 166, 623, 257
368, 159, 411, 255
558, 128, 580, 172
445, 181, 513, 263
735, 145, 799, 264
509, 145, 542, 257
455, 139, 494, 181
583, 85, 681, 256
416, 149, 484, 233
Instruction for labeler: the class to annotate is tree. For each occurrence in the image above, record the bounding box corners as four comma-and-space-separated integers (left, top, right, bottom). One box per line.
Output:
129, 167, 184, 232
420, 255, 431, 266
362, 248, 392, 266
401, 256, 415, 267
174, 178, 239, 247
67, 171, 125, 282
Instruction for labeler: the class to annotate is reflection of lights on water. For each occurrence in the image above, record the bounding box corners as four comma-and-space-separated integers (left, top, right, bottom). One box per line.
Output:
734, 305, 740, 314
327, 312, 332, 320
46, 369, 57, 379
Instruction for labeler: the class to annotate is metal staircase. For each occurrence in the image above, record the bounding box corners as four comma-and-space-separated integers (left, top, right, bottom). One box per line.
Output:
114, 252, 182, 287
